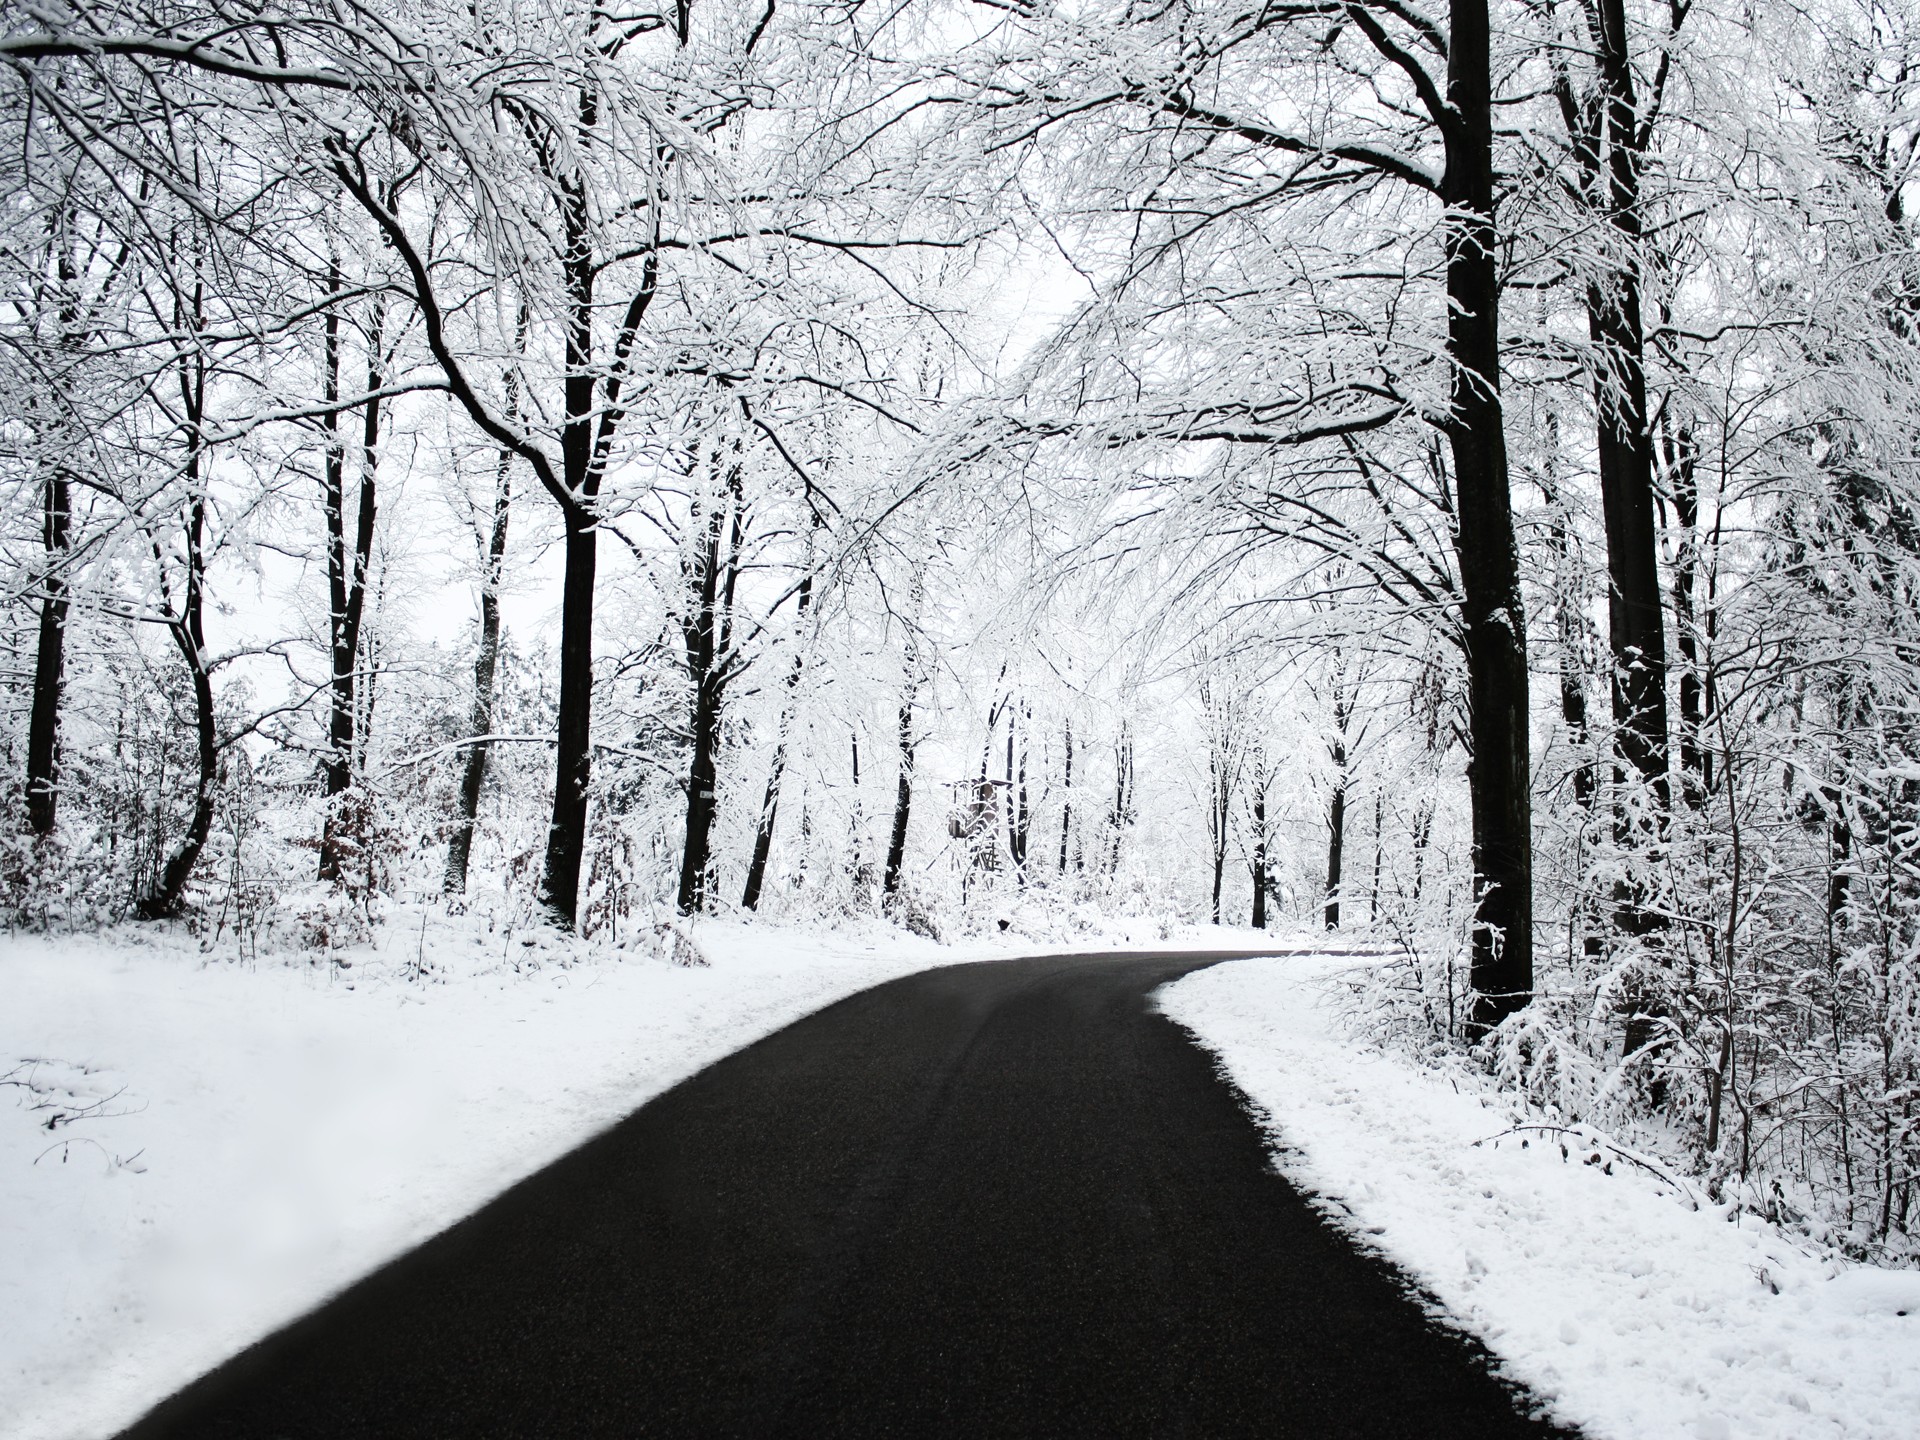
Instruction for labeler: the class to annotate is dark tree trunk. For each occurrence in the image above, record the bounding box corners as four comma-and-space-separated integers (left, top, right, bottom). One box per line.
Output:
742, 573, 815, 911
1371, 788, 1385, 924
882, 702, 916, 898
1005, 706, 1030, 882
1584, 0, 1673, 831
675, 461, 744, 916
1325, 767, 1346, 931
882, 583, 923, 899
1058, 721, 1074, 874
1108, 725, 1133, 875
1210, 759, 1230, 925
320, 294, 381, 882
545, 510, 599, 922
25, 466, 70, 837
1251, 783, 1268, 929
678, 674, 723, 915
445, 444, 512, 896
539, 149, 608, 927
1445, 0, 1534, 1033
140, 346, 215, 920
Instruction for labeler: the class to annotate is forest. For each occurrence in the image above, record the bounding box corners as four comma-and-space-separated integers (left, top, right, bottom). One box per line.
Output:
3, 0, 1918, 1264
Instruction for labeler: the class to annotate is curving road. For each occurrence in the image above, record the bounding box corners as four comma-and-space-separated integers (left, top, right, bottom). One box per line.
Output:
120, 949, 1573, 1439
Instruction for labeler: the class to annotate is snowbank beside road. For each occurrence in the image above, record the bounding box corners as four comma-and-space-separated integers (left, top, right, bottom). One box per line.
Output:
1160, 954, 1920, 1440
0, 917, 959, 1440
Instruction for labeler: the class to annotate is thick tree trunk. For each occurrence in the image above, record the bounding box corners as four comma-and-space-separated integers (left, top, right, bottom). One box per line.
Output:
320, 299, 381, 882
538, 134, 610, 929
25, 467, 70, 837
678, 674, 723, 914
1587, 0, 1673, 829
444, 447, 511, 896
544, 511, 598, 923
1446, 0, 1533, 1033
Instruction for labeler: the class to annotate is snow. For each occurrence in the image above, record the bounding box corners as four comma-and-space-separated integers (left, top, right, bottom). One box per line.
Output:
1159, 952, 1920, 1440
0, 916, 964, 1440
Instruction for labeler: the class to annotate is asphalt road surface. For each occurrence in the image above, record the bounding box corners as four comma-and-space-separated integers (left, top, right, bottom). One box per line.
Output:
120, 949, 1574, 1439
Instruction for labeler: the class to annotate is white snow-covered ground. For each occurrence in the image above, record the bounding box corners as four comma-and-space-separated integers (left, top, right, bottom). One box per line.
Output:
0, 915, 974, 1440
1160, 953, 1920, 1440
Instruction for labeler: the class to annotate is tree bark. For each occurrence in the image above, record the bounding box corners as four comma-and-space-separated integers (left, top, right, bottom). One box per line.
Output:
742, 572, 814, 910
1446, 0, 1534, 1033
140, 343, 216, 920
539, 133, 608, 927
883, 576, 924, 899
1251, 778, 1269, 929
320, 291, 381, 882
25, 465, 70, 837
1370, 788, 1385, 924
1585, 0, 1673, 829
444, 443, 511, 895
1325, 767, 1346, 931
1005, 705, 1030, 883
676, 458, 744, 915
1058, 720, 1074, 874
1108, 725, 1133, 875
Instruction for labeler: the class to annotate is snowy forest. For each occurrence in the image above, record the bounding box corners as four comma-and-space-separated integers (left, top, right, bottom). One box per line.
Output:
5, 0, 1920, 1270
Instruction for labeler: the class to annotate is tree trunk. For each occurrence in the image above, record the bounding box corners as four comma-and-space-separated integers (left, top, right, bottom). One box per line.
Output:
742, 572, 814, 910
883, 578, 924, 899
25, 465, 70, 837
1370, 788, 1384, 924
140, 386, 216, 924
676, 459, 745, 916
538, 126, 610, 929
444, 443, 511, 896
544, 508, 599, 923
1251, 781, 1268, 929
1325, 669, 1352, 930
1058, 721, 1074, 874
1108, 725, 1133, 875
1005, 705, 1030, 882
1586, 0, 1673, 830
140, 319, 216, 920
1446, 0, 1534, 1033
320, 293, 381, 882
1324, 767, 1346, 931
1210, 760, 1229, 925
